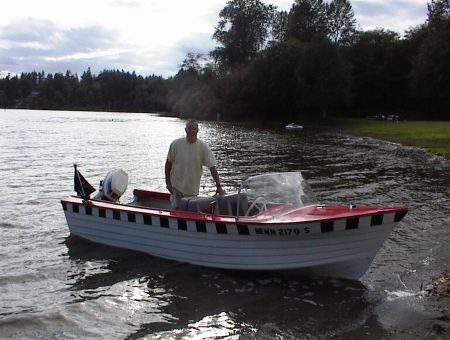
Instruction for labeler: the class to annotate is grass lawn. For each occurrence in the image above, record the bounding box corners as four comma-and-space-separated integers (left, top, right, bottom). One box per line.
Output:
328, 118, 450, 159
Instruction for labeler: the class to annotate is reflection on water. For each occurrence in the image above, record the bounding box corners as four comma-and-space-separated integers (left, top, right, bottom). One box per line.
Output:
65, 237, 381, 339
0, 109, 449, 339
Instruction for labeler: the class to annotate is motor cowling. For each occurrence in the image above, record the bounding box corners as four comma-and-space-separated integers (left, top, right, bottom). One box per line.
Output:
99, 169, 128, 202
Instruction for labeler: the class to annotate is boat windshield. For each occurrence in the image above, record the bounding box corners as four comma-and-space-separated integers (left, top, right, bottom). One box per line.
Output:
239, 172, 317, 207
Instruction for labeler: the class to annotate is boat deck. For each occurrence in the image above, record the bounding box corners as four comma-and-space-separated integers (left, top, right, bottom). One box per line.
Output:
130, 197, 172, 210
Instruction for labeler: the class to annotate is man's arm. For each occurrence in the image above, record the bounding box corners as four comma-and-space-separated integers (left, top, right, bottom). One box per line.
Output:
165, 160, 173, 194
210, 166, 225, 195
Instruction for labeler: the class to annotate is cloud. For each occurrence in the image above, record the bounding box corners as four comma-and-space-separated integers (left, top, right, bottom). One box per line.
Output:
0, 3, 221, 77
0, 18, 118, 52
0, 18, 123, 75
0, 18, 56, 44
353, 0, 427, 33
176, 32, 216, 56
110, 0, 143, 8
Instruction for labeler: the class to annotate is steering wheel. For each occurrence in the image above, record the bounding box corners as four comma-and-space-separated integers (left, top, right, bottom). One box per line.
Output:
246, 196, 267, 216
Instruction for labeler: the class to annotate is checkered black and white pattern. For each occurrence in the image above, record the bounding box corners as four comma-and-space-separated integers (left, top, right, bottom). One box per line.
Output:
62, 201, 407, 237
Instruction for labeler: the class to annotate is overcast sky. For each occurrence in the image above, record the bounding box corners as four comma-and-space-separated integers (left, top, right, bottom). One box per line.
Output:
0, 0, 428, 78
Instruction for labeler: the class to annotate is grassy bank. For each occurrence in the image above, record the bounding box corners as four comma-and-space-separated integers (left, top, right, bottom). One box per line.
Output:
326, 118, 450, 159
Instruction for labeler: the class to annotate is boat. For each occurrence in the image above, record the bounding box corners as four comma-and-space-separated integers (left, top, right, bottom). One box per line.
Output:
61, 166, 408, 280
285, 123, 303, 130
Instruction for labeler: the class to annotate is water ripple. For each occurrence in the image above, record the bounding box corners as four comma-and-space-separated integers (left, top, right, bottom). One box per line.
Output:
0, 109, 449, 339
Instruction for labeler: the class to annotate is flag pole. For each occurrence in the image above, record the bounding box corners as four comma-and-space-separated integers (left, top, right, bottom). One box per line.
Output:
74, 163, 86, 198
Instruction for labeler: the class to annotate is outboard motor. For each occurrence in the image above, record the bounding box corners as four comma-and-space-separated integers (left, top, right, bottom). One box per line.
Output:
96, 169, 128, 202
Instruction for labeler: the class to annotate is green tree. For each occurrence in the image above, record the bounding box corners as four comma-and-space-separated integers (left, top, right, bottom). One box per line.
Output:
219, 37, 351, 121
410, 0, 450, 118
326, 0, 356, 45
270, 10, 288, 43
131, 75, 169, 112
179, 53, 205, 73
286, 0, 328, 42
1, 74, 21, 107
427, 0, 450, 30
77, 68, 101, 109
302, 37, 352, 118
212, 0, 276, 71
346, 29, 407, 114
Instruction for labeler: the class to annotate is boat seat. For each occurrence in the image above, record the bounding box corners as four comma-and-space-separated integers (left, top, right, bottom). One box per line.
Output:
180, 196, 215, 213
179, 196, 194, 211
215, 193, 248, 216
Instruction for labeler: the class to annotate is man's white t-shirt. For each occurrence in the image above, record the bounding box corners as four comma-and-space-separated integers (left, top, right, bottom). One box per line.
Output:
167, 137, 216, 196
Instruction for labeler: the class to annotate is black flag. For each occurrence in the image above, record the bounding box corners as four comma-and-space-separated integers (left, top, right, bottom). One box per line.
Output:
74, 164, 96, 199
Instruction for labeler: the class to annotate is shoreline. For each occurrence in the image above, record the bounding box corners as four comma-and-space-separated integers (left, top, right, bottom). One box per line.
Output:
424, 270, 450, 298
314, 118, 450, 160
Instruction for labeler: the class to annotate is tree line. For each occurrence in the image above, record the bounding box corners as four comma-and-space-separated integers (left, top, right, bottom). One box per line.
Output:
1, 0, 449, 121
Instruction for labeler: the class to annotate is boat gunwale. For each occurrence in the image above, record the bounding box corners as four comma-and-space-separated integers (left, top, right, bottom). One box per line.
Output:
61, 194, 408, 227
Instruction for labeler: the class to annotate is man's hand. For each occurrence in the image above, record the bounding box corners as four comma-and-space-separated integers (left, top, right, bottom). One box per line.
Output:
216, 185, 225, 196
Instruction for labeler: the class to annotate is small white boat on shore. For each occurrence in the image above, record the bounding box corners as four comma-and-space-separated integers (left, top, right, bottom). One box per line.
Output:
285, 123, 303, 130
61, 167, 408, 279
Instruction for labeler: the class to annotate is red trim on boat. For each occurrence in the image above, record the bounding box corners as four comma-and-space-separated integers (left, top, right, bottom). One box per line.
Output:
61, 194, 408, 226
133, 189, 170, 200
61, 196, 237, 223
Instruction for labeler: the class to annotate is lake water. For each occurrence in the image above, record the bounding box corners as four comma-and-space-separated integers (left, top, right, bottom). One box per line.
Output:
0, 109, 449, 339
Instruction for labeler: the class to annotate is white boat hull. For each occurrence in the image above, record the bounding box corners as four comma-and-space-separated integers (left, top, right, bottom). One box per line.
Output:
62, 200, 401, 279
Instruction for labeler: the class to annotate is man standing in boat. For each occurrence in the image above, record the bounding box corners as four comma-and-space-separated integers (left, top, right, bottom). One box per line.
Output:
165, 119, 225, 209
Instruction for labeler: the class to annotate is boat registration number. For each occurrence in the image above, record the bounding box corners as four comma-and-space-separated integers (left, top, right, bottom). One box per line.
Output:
255, 226, 310, 236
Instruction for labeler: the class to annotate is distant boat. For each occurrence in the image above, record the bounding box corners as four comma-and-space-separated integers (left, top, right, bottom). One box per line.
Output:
285, 123, 303, 130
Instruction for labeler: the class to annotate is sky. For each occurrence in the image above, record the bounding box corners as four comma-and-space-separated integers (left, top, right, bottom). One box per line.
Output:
0, 0, 429, 78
